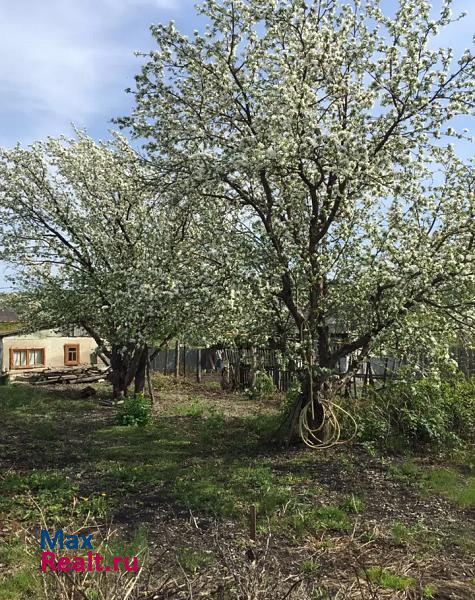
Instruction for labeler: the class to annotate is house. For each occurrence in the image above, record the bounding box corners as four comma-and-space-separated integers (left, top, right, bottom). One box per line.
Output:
0, 326, 102, 377
0, 308, 18, 323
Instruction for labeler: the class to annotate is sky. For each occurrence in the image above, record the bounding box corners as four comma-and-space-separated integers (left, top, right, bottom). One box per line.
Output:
0, 0, 473, 290
0, 0, 192, 148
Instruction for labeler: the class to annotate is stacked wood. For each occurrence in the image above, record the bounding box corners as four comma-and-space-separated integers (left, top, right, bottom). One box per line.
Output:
16, 366, 110, 385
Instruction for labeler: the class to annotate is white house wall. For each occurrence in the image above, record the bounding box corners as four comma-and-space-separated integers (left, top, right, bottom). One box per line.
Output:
1, 331, 99, 374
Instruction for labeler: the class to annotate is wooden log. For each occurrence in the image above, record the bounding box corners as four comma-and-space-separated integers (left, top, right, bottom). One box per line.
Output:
75, 376, 107, 384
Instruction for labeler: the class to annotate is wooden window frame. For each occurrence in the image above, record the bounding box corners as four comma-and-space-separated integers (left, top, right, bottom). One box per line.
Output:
64, 343, 80, 366
9, 348, 46, 370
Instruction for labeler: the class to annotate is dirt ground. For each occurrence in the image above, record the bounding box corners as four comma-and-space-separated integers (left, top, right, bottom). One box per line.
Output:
0, 377, 474, 599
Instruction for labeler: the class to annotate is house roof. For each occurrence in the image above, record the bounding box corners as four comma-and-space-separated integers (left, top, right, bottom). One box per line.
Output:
0, 329, 23, 338
0, 309, 19, 323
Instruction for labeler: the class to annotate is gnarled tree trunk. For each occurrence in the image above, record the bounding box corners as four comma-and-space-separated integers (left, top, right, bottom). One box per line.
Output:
110, 343, 149, 398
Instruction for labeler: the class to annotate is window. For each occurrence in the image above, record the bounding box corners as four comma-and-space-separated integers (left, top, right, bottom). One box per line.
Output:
10, 348, 45, 369
64, 344, 80, 366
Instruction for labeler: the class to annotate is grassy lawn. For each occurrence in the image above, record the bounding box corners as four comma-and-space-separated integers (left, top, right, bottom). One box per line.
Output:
1, 378, 474, 599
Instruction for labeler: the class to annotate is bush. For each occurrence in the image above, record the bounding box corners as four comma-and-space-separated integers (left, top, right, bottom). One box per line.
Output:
246, 371, 277, 401
353, 375, 475, 450
116, 393, 152, 427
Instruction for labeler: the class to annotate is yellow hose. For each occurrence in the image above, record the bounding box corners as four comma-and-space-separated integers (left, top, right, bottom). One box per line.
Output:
298, 395, 358, 449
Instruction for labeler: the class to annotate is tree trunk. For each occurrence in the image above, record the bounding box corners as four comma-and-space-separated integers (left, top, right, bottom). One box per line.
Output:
110, 343, 148, 399
110, 344, 130, 398
134, 347, 148, 394
282, 370, 328, 447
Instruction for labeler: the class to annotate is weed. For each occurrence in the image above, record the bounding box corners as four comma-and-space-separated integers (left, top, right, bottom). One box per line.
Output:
246, 371, 276, 401
116, 393, 151, 426
422, 584, 437, 598
0, 567, 39, 600
353, 375, 475, 450
340, 494, 364, 514
176, 547, 214, 573
422, 468, 475, 508
150, 372, 170, 391
300, 559, 320, 578
388, 460, 419, 481
365, 567, 416, 591
450, 528, 475, 554
30, 419, 59, 441
391, 521, 412, 545
0, 470, 111, 523
360, 528, 379, 543
280, 504, 351, 538
174, 396, 207, 417
200, 411, 227, 445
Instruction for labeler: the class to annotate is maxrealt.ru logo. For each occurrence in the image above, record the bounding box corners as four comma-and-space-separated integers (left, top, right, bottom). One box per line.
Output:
40, 529, 138, 573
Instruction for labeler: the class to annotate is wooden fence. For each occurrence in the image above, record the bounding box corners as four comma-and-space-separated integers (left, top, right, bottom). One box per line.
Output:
149, 345, 474, 396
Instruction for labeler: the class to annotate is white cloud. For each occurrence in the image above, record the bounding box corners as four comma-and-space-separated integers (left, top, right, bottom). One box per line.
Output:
0, 0, 181, 146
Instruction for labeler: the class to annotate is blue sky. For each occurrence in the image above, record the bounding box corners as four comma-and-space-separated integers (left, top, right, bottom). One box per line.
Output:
0, 0, 193, 149
0, 0, 473, 290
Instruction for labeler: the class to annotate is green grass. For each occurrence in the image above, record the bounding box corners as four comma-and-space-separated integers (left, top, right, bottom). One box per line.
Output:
172, 395, 208, 417
423, 584, 437, 598
365, 567, 415, 591
0, 470, 110, 523
422, 468, 475, 508
176, 547, 215, 573
388, 454, 475, 509
0, 321, 22, 334
300, 559, 320, 578
0, 383, 362, 556
1, 382, 473, 598
0, 568, 39, 600
272, 504, 352, 539
0, 539, 39, 600
0, 385, 312, 527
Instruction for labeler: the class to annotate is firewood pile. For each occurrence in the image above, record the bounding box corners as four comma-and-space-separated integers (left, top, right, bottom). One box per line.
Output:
16, 366, 110, 385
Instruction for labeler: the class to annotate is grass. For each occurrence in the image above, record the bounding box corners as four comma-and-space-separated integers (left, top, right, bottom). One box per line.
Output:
271, 504, 352, 540
0, 383, 304, 527
422, 467, 475, 508
0, 321, 22, 334
176, 547, 215, 573
388, 457, 475, 508
0, 568, 39, 600
365, 567, 415, 591
0, 380, 474, 598
422, 584, 437, 598
0, 538, 40, 600
300, 559, 320, 578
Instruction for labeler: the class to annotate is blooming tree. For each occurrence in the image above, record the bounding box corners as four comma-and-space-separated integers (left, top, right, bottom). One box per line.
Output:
0, 133, 239, 397
122, 0, 475, 442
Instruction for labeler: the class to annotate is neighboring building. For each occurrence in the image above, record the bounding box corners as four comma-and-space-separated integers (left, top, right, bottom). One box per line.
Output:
0, 309, 19, 323
0, 327, 101, 376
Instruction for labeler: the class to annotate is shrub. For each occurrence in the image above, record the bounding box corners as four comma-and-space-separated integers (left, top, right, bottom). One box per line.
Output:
116, 393, 152, 427
246, 371, 276, 401
352, 375, 475, 450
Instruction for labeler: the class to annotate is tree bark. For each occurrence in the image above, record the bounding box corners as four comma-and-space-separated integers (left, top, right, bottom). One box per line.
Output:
110, 344, 129, 398
134, 346, 148, 394
110, 343, 148, 398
